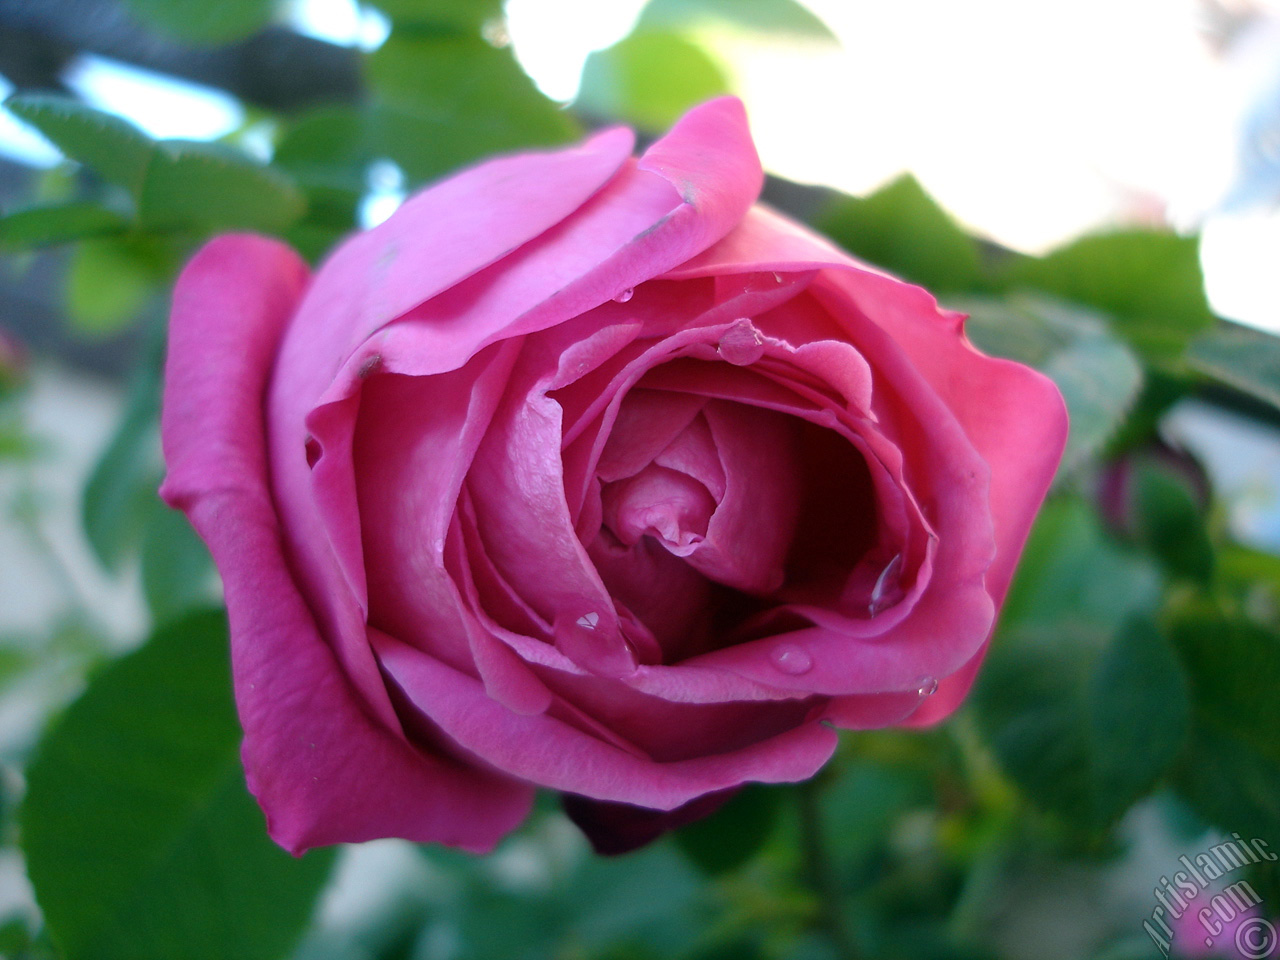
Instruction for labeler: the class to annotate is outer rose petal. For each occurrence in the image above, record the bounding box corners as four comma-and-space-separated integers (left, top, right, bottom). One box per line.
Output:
160, 235, 534, 854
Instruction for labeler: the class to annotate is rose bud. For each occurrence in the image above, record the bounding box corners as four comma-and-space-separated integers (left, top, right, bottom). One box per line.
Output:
1097, 440, 1211, 538
160, 98, 1067, 856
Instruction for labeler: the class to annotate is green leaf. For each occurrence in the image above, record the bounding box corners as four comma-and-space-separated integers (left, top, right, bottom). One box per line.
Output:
121, 0, 277, 44
639, 0, 836, 39
274, 106, 372, 195
1006, 230, 1215, 361
82, 340, 162, 569
1187, 320, 1280, 414
273, 107, 370, 259
579, 30, 729, 132
66, 237, 157, 335
973, 499, 1187, 829
818, 759, 932, 872
962, 294, 1143, 474
996, 498, 1160, 630
366, 35, 579, 184
1170, 613, 1280, 838
138, 141, 306, 233
372, 0, 502, 30
21, 610, 336, 960
817, 176, 985, 294
140, 497, 216, 627
5, 94, 153, 195
1131, 460, 1214, 584
675, 785, 782, 874
0, 201, 130, 251
977, 617, 1189, 830
4, 95, 304, 234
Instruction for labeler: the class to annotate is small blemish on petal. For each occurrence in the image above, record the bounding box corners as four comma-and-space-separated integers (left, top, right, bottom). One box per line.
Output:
357, 354, 382, 379
304, 435, 321, 468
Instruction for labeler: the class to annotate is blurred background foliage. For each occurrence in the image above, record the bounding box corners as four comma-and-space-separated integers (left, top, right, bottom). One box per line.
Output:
1, 0, 1280, 958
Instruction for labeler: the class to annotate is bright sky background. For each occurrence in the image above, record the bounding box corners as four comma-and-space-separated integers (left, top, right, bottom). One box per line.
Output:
2, 0, 1279, 332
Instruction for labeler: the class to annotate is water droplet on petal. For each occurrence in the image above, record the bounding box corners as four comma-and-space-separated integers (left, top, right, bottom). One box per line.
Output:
868, 553, 904, 616
717, 318, 765, 366
772, 271, 784, 283
576, 611, 600, 630
770, 643, 813, 675
915, 675, 938, 698
613, 287, 634, 303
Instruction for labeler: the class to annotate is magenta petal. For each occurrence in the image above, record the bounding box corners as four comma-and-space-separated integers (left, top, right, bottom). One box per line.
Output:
687, 400, 801, 593
160, 236, 533, 853
602, 463, 716, 552
374, 630, 838, 809
596, 389, 706, 483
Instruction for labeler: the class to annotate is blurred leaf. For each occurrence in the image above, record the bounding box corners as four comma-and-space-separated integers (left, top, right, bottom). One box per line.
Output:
274, 106, 372, 194
997, 496, 1161, 640
5, 94, 153, 195
639, 0, 836, 39
974, 499, 1187, 829
0, 202, 130, 252
818, 760, 932, 873
443, 836, 703, 960
1219, 544, 1280, 622
140, 497, 215, 627
274, 107, 369, 259
138, 140, 306, 232
1131, 461, 1214, 584
372, 0, 502, 29
122, 0, 277, 43
1103, 370, 1188, 458
564, 841, 705, 954
1187, 319, 1280, 414
818, 176, 985, 294
66, 237, 156, 335
977, 617, 1189, 831
962, 294, 1143, 474
1170, 612, 1280, 839
82, 340, 162, 569
21, 610, 336, 960
579, 30, 729, 132
366, 35, 579, 184
4, 95, 303, 233
1006, 230, 1215, 361
675, 785, 782, 875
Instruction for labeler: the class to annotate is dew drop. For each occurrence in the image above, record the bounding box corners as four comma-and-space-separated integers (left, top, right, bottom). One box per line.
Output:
770, 643, 813, 675
576, 611, 600, 630
717, 318, 765, 366
772, 271, 784, 283
613, 287, 634, 303
868, 553, 904, 616
915, 675, 938, 698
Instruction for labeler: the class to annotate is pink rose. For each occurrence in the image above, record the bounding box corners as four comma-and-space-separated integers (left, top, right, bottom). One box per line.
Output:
160, 98, 1067, 856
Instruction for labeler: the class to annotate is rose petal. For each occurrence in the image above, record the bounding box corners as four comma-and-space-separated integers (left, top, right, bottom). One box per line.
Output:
161, 236, 533, 853
374, 630, 838, 810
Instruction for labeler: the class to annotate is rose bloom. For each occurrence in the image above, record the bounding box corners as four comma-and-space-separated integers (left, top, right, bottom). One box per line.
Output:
161, 98, 1067, 856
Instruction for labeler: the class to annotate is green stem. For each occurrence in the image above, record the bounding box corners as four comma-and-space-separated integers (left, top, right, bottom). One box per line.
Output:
797, 777, 860, 960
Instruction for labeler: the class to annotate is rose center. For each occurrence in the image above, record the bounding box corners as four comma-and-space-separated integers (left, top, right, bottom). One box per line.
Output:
600, 464, 716, 555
